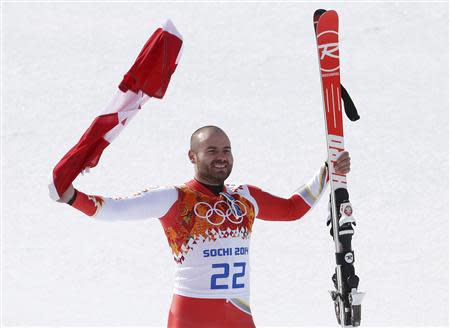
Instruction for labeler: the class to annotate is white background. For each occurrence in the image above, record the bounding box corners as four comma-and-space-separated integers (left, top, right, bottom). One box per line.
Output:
2, 1, 448, 327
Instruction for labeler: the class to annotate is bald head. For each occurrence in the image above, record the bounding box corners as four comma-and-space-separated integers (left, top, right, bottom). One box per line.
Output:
190, 126, 229, 152
188, 125, 233, 185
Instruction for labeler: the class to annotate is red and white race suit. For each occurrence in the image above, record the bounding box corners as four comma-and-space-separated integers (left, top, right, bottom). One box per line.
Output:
69, 168, 328, 327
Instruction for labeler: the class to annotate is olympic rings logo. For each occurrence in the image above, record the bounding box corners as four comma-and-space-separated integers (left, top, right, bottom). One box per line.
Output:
194, 198, 247, 226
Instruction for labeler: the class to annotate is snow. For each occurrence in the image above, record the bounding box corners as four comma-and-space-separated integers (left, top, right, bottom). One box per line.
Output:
2, 2, 448, 327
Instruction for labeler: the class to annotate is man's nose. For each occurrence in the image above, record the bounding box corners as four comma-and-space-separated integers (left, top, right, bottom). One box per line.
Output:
215, 152, 228, 161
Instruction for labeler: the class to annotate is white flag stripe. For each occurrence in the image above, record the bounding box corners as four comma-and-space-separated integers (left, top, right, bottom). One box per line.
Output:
103, 94, 147, 143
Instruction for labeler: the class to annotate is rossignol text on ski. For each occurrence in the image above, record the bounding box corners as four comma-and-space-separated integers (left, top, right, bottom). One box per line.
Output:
313, 9, 365, 327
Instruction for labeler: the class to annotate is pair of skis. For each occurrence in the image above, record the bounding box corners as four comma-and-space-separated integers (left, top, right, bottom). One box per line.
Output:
313, 9, 365, 327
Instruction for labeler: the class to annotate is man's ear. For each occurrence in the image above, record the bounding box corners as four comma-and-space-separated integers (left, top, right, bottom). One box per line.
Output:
188, 150, 196, 164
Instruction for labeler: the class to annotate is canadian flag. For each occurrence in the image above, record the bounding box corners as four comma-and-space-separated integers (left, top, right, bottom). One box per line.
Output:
48, 20, 183, 200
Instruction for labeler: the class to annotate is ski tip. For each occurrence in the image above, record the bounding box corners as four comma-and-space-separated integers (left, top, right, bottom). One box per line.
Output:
322, 10, 339, 22
313, 9, 327, 33
313, 8, 327, 21
313, 9, 327, 29
314, 9, 339, 33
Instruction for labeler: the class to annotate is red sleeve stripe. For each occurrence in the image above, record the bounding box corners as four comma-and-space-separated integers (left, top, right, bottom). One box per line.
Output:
247, 186, 311, 221
71, 190, 104, 217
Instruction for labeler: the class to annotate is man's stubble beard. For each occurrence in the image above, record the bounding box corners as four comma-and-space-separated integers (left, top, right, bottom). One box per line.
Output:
200, 162, 233, 185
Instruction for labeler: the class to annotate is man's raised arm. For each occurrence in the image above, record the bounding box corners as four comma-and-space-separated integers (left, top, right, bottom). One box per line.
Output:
58, 184, 178, 221
248, 151, 351, 221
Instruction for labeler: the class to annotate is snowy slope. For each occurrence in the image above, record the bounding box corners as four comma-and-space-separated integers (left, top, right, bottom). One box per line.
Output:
2, 2, 448, 327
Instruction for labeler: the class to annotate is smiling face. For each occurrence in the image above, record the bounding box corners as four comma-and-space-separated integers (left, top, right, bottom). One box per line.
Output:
189, 126, 234, 186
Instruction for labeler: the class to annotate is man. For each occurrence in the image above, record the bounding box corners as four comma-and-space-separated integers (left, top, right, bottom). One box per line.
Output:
51, 18, 352, 328
57, 125, 351, 327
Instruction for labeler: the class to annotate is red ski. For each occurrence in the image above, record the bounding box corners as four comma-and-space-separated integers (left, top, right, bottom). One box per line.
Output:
314, 9, 365, 327
315, 10, 346, 185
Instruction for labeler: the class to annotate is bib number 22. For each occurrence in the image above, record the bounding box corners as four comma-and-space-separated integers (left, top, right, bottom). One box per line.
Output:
211, 262, 246, 290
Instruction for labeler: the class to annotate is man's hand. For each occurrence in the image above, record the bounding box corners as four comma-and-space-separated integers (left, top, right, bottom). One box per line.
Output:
334, 151, 351, 175
57, 184, 75, 204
